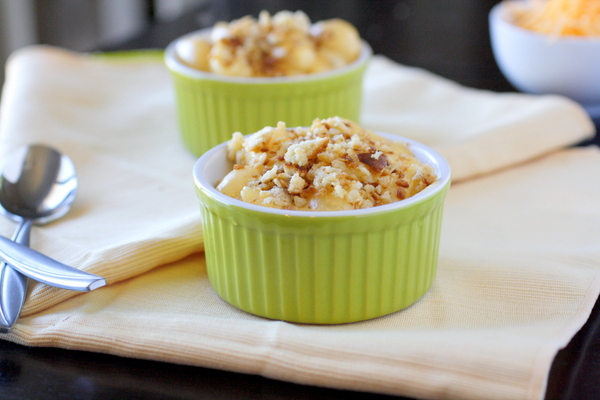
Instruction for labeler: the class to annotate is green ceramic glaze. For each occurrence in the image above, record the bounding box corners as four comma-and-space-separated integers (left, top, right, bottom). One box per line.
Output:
193, 134, 451, 324
165, 31, 372, 156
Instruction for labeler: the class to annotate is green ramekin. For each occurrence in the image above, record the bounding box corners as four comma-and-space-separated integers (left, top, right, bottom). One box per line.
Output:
165, 29, 372, 156
193, 132, 451, 324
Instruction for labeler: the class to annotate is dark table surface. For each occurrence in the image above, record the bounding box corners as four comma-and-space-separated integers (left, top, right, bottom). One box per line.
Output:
1, 1, 599, 399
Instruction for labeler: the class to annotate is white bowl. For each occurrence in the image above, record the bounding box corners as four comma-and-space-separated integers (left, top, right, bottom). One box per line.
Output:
489, 2, 600, 117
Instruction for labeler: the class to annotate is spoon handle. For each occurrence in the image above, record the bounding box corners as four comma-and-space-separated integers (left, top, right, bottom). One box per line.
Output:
0, 220, 32, 332
0, 264, 25, 332
0, 236, 106, 292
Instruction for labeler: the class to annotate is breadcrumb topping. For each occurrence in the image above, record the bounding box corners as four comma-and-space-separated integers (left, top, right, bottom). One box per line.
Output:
175, 10, 362, 77
217, 117, 437, 211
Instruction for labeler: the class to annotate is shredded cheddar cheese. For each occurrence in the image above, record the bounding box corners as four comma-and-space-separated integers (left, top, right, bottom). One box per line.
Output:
506, 0, 600, 37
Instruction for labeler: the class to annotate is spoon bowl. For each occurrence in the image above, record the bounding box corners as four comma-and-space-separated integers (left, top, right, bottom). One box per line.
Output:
0, 145, 77, 223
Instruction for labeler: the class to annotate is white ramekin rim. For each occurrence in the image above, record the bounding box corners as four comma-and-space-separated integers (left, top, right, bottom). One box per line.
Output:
165, 27, 373, 83
193, 131, 451, 218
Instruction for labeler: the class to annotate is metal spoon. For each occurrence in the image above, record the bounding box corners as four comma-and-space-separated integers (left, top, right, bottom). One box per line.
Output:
0, 144, 106, 331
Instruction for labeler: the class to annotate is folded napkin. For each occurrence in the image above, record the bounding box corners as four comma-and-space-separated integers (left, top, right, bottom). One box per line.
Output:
1, 46, 598, 400
362, 56, 594, 182
0, 47, 203, 315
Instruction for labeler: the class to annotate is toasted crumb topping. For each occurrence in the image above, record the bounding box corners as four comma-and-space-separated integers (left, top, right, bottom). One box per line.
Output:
217, 117, 437, 211
175, 10, 362, 77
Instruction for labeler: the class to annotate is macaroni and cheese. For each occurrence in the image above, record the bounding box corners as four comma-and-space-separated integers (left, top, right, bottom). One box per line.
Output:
175, 10, 363, 77
217, 117, 437, 211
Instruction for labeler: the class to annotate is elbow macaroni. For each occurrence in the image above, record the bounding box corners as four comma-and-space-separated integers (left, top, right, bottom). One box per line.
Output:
175, 10, 363, 77
217, 117, 437, 211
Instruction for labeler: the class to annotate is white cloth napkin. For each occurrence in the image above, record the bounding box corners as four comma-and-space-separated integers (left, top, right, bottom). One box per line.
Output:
0, 47, 203, 314
0, 46, 598, 400
362, 56, 593, 182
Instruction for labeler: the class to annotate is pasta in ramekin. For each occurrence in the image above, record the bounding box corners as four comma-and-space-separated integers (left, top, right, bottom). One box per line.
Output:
175, 10, 363, 77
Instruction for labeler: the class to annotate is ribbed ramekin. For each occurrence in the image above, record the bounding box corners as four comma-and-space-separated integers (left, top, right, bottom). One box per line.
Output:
165, 29, 372, 156
193, 132, 451, 324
